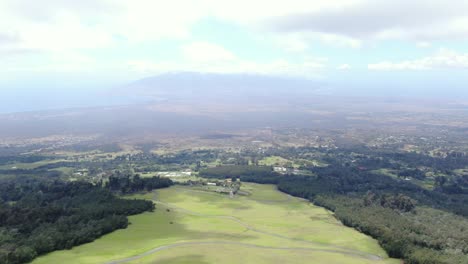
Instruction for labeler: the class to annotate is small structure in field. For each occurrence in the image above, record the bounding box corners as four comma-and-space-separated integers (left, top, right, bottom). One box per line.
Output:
273, 166, 288, 173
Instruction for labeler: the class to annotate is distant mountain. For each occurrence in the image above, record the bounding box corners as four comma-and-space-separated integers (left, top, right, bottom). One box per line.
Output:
2, 71, 464, 140
125, 72, 323, 102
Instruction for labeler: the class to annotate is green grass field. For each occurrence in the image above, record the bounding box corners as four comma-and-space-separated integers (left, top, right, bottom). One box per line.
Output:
258, 156, 327, 169
258, 156, 292, 166
0, 159, 67, 170
32, 183, 399, 264
373, 168, 436, 190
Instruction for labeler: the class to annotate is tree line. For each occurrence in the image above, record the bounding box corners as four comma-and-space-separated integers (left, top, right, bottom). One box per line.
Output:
105, 174, 173, 193
0, 175, 170, 264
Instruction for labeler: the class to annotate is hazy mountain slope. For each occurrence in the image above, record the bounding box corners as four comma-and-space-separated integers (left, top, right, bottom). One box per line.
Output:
125, 72, 323, 102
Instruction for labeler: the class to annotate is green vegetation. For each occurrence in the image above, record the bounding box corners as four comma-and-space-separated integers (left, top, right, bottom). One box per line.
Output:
1, 130, 467, 264
313, 196, 468, 264
0, 177, 155, 264
105, 174, 173, 193
32, 184, 399, 264
200, 165, 278, 183
259, 156, 326, 169
0, 159, 67, 170
201, 164, 468, 263
258, 156, 292, 166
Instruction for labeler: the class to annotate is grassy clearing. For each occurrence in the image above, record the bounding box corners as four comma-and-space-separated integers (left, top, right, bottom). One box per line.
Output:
372, 168, 398, 178
51, 166, 74, 174
373, 168, 436, 190
33, 183, 399, 264
258, 156, 292, 166
139, 171, 192, 178
0, 159, 67, 170
50, 148, 141, 162
454, 168, 468, 176
139, 171, 201, 183
259, 156, 326, 169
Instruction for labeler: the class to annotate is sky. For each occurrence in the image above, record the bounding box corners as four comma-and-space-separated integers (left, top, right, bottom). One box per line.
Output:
1, 0, 468, 112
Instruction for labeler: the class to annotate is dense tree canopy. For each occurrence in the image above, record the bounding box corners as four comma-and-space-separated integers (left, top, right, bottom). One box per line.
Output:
105, 174, 173, 193
0, 176, 161, 264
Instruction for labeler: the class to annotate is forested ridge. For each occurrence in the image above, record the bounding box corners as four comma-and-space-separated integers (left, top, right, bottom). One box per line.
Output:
0, 175, 172, 264
200, 165, 468, 264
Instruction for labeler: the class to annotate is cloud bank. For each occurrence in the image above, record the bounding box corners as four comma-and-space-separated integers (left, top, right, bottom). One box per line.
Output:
368, 49, 468, 70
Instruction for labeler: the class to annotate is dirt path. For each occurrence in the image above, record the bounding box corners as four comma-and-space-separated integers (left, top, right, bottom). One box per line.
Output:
106, 240, 383, 264
174, 186, 295, 203
154, 200, 368, 255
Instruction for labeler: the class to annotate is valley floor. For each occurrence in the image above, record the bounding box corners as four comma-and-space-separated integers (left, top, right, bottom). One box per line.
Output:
32, 183, 400, 264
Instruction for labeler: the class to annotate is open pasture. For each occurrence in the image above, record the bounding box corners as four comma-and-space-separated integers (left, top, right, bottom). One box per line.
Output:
33, 183, 399, 264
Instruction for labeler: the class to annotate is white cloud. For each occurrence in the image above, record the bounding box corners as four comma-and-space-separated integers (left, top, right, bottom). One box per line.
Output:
272, 31, 361, 53
4, 0, 466, 55
416, 42, 431, 48
337, 64, 351, 70
205, 0, 360, 24
274, 35, 309, 52
0, 0, 207, 53
368, 61, 426, 71
181, 42, 236, 62
265, 0, 468, 42
368, 49, 468, 71
0, 0, 209, 75
317, 33, 362, 48
2, 0, 468, 77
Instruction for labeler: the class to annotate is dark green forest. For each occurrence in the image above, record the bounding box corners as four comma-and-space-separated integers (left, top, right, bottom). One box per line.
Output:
0, 175, 172, 264
105, 174, 173, 193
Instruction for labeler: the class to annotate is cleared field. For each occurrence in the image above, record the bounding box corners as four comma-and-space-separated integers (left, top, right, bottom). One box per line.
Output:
33, 183, 399, 264
0, 159, 67, 170
373, 168, 436, 190
258, 156, 292, 166
259, 156, 326, 169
